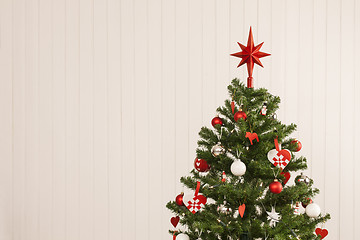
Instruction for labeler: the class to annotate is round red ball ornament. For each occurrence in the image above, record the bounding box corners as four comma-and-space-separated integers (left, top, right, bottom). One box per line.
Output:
194, 158, 210, 172
211, 116, 223, 127
291, 139, 302, 152
234, 111, 247, 121
269, 179, 283, 194
175, 192, 184, 206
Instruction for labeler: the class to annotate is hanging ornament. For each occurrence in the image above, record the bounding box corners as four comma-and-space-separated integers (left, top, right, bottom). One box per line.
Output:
217, 201, 232, 214
185, 181, 207, 214
211, 115, 223, 127
280, 171, 291, 185
245, 132, 259, 145
230, 27, 271, 88
269, 179, 283, 194
267, 138, 292, 170
293, 202, 300, 215
231, 100, 235, 114
211, 142, 225, 157
175, 192, 184, 206
305, 203, 321, 218
234, 110, 247, 121
176, 233, 190, 240
221, 171, 226, 182
194, 158, 210, 172
296, 172, 311, 185
238, 203, 246, 218
230, 160, 246, 176
291, 139, 302, 152
315, 228, 328, 239
302, 198, 313, 208
260, 102, 268, 115
266, 206, 281, 227
170, 216, 180, 228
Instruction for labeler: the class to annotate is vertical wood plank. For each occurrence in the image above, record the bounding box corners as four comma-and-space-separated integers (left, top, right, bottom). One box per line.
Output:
147, 0, 163, 238
107, 0, 122, 239
257, 0, 272, 90
93, 0, 109, 239
174, 0, 190, 178
12, 0, 26, 238
202, 0, 216, 126
133, 0, 149, 239
188, 0, 203, 165
0, 0, 13, 239
229, 0, 245, 81
65, 0, 80, 239
325, 0, 341, 238
161, 0, 176, 238
215, 0, 230, 103
270, 0, 286, 120
298, 0, 313, 175
283, 0, 299, 126
354, 0, 360, 237
79, 0, 94, 239
38, 0, 53, 238
24, 0, 40, 239
120, 0, 136, 238
312, 0, 327, 215
339, 0, 355, 238
52, 0, 66, 238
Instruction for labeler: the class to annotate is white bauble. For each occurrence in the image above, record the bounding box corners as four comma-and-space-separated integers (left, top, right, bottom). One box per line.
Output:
230, 161, 246, 176
305, 203, 321, 218
177, 233, 190, 240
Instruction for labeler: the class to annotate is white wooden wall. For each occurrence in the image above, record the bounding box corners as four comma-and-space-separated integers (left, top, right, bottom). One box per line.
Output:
0, 0, 359, 239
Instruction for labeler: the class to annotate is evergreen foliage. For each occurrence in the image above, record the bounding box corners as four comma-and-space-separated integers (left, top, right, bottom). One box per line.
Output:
166, 79, 330, 240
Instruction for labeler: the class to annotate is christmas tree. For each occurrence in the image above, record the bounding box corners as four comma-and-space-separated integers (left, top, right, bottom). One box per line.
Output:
166, 28, 330, 240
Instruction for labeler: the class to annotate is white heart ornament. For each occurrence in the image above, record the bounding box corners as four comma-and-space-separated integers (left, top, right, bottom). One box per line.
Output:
268, 148, 291, 170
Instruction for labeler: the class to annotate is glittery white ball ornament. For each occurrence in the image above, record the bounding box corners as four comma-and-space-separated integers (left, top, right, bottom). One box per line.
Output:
305, 203, 321, 218
176, 233, 190, 240
230, 160, 246, 176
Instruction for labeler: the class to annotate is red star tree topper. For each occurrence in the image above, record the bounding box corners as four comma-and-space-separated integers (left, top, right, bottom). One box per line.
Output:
231, 27, 271, 88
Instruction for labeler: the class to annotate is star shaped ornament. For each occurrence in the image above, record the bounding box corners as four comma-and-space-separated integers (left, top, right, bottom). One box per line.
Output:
266, 206, 281, 227
231, 27, 270, 88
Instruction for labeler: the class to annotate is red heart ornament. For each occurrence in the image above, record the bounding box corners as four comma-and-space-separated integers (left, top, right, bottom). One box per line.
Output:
185, 195, 207, 214
238, 204, 246, 218
315, 228, 328, 239
170, 216, 180, 228
270, 149, 291, 170
280, 171, 291, 185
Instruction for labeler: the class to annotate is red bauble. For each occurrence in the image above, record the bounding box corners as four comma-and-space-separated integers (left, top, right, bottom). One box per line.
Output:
175, 193, 184, 206
234, 111, 247, 121
269, 179, 283, 194
211, 116, 223, 127
302, 198, 313, 208
194, 158, 210, 172
291, 139, 302, 152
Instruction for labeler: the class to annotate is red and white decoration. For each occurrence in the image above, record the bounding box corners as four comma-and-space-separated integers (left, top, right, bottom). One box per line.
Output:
171, 216, 180, 228
315, 228, 328, 239
280, 171, 290, 185
185, 181, 207, 214
238, 204, 246, 218
194, 158, 210, 172
245, 132, 259, 145
291, 139, 302, 152
230, 27, 271, 88
267, 138, 291, 170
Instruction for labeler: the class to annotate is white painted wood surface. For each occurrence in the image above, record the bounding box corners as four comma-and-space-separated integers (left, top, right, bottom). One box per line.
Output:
0, 0, 359, 239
